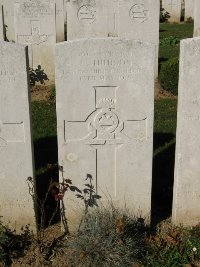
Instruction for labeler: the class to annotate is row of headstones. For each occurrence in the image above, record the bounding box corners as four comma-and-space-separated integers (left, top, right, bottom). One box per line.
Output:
163, 0, 200, 32
1, 34, 200, 232
0, 0, 199, 84
162, 0, 192, 23
0, 0, 161, 82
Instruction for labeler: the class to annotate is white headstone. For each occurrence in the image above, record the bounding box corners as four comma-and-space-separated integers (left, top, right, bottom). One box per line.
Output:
173, 37, 200, 226
66, 0, 108, 40
194, 0, 200, 36
43, 0, 65, 42
185, 0, 194, 21
0, 0, 64, 42
0, 41, 36, 231
65, 0, 159, 76
0, 5, 4, 40
0, 0, 15, 41
14, 0, 56, 82
56, 38, 155, 228
118, 0, 160, 76
162, 0, 182, 22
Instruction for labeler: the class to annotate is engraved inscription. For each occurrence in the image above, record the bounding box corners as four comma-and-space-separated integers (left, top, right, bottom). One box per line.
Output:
20, 2, 54, 17
129, 4, 149, 22
0, 70, 15, 82
77, 5, 96, 25
58, 51, 144, 82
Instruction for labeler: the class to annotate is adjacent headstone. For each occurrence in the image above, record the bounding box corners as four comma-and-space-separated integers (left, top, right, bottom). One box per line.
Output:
0, 0, 64, 42
0, 5, 4, 40
0, 41, 36, 231
65, 0, 108, 40
56, 38, 155, 228
172, 37, 200, 226
118, 0, 160, 76
14, 0, 56, 82
44, 0, 65, 42
0, 0, 15, 41
185, 0, 194, 21
194, 0, 200, 36
162, 0, 182, 22
65, 0, 159, 76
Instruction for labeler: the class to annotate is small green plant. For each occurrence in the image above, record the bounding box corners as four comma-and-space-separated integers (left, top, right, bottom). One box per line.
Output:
186, 16, 194, 23
143, 221, 200, 267
76, 174, 101, 214
50, 85, 56, 101
160, 36, 179, 47
159, 56, 179, 95
0, 219, 31, 265
29, 65, 49, 86
160, 7, 170, 23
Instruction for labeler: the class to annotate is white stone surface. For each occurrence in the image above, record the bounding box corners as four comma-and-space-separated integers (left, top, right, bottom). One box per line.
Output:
185, 0, 194, 21
173, 37, 200, 226
65, 0, 159, 76
0, 5, 4, 40
162, 0, 182, 22
0, 0, 64, 42
55, 38, 155, 228
194, 0, 200, 36
66, 0, 108, 40
14, 0, 56, 82
118, 0, 160, 76
0, 0, 15, 41
0, 41, 36, 231
43, 0, 65, 42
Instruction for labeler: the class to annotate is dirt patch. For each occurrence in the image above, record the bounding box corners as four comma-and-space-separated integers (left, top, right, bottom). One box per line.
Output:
11, 224, 68, 267
30, 83, 176, 103
155, 80, 177, 100
31, 85, 54, 102
156, 89, 177, 100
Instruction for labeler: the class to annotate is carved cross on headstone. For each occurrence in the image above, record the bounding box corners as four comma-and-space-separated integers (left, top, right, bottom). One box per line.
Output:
64, 86, 147, 196
17, 20, 48, 45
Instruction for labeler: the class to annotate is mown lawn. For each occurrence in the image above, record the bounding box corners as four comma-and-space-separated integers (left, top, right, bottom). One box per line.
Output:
159, 22, 193, 69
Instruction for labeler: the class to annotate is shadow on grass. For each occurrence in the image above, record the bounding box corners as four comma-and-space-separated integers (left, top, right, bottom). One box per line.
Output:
158, 57, 168, 73
151, 132, 176, 227
34, 136, 60, 228
159, 29, 167, 32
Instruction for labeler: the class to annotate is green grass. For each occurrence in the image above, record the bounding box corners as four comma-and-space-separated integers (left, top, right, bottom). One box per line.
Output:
31, 101, 57, 141
159, 23, 193, 69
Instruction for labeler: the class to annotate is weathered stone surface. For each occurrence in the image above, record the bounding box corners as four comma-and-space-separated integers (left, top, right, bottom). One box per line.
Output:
173, 37, 200, 226
55, 38, 155, 229
0, 0, 15, 41
65, 0, 108, 39
65, 0, 159, 76
194, 0, 200, 36
44, 0, 65, 42
0, 41, 36, 231
14, 0, 56, 82
162, 0, 182, 22
118, 0, 160, 76
0, 0, 64, 42
185, 0, 194, 21
0, 5, 4, 40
